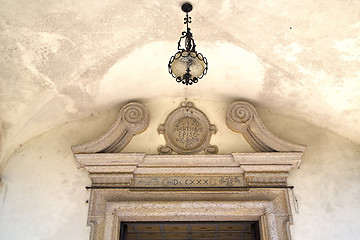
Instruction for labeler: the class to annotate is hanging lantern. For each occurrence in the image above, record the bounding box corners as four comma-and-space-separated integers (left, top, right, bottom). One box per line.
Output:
168, 3, 208, 86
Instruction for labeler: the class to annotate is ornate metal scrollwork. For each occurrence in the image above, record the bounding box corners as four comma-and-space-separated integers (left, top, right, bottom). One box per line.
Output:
168, 3, 208, 86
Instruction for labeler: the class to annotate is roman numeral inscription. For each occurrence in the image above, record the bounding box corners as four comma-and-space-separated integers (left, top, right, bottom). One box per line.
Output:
133, 176, 245, 188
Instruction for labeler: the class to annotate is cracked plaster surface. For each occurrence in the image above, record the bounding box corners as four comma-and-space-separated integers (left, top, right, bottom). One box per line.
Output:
1, 0, 360, 172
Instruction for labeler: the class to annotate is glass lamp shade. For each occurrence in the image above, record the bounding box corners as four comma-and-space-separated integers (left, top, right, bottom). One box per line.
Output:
169, 51, 207, 85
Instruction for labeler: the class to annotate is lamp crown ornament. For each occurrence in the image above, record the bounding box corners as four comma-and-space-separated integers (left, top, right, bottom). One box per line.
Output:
168, 2, 208, 86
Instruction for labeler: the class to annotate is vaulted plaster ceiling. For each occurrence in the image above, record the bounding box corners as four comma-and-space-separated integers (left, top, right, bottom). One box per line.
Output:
1, 0, 360, 172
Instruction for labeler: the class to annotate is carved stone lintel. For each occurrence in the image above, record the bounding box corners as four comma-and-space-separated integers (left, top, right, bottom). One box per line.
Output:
75, 153, 145, 186
75, 152, 301, 240
158, 101, 218, 154
226, 101, 306, 152
71, 102, 149, 154
71, 100, 306, 240
73, 152, 303, 187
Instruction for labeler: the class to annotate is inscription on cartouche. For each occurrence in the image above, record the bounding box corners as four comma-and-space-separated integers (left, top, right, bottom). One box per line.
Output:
173, 117, 204, 149
157, 101, 218, 154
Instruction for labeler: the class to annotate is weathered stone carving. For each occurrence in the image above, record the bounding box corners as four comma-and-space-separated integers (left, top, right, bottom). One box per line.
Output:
74, 152, 303, 187
226, 101, 306, 152
89, 189, 293, 240
72, 102, 149, 154
72, 152, 303, 240
71, 100, 307, 240
158, 101, 218, 154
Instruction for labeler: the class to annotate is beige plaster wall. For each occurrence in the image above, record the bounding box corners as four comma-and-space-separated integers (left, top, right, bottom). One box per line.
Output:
0, 99, 359, 240
2, 0, 360, 176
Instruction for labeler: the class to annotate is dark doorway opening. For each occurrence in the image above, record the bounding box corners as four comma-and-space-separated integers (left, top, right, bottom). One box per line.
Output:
120, 221, 260, 240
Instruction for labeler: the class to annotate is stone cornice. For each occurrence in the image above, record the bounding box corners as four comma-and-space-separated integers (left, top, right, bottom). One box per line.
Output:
71, 100, 306, 240
74, 152, 303, 187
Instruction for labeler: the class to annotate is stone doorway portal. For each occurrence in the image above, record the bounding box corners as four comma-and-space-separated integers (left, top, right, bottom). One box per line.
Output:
71, 101, 306, 240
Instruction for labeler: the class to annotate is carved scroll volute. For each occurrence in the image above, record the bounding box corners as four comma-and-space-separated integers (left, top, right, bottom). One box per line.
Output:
226, 101, 306, 152
72, 102, 149, 153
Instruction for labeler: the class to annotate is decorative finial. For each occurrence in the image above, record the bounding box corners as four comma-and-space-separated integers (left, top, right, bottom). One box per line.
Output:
181, 3, 193, 13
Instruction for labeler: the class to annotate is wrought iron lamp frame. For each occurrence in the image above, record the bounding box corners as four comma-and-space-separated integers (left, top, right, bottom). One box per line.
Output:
168, 3, 208, 85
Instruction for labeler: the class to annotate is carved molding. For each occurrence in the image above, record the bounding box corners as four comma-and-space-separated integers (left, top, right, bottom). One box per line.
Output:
73, 152, 302, 240
72, 102, 149, 154
74, 152, 303, 187
226, 101, 306, 152
158, 101, 218, 154
71, 100, 306, 240
86, 188, 293, 240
